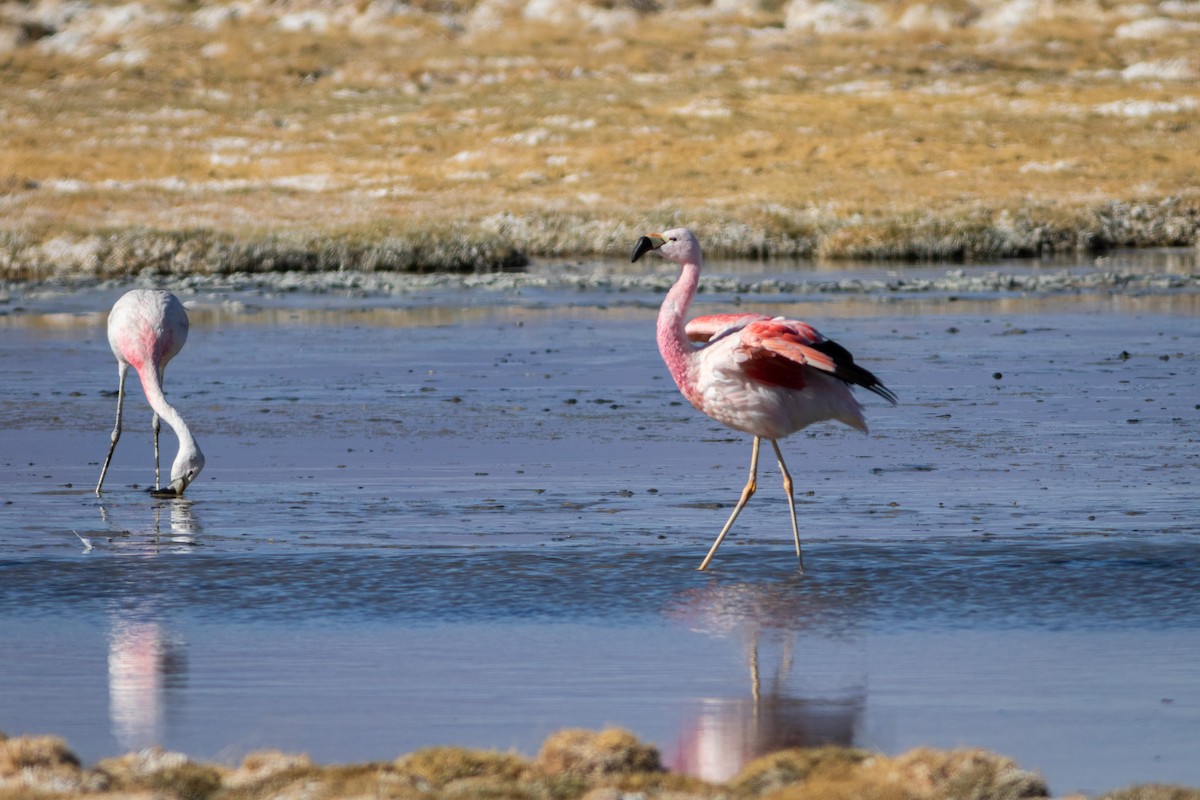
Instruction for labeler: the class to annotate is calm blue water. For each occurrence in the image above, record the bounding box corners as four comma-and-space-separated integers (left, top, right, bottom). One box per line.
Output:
1, 264, 1198, 795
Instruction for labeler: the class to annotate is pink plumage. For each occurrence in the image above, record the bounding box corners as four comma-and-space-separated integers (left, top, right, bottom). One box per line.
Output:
96, 289, 205, 497
632, 227, 895, 570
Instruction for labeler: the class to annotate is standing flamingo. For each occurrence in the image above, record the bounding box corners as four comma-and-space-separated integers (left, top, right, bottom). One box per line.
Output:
631, 228, 895, 571
96, 290, 205, 497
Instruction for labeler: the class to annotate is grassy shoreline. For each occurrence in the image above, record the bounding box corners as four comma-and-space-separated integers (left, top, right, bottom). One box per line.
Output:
3, 196, 1199, 279
3, 726, 1197, 800
4, 0, 1200, 277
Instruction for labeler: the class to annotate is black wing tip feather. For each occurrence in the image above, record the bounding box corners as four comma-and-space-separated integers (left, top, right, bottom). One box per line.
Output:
810, 338, 898, 405
842, 362, 898, 405
865, 380, 899, 406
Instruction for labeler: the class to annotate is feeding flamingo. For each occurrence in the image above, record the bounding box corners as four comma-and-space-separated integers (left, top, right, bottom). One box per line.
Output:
95, 290, 205, 497
631, 228, 895, 571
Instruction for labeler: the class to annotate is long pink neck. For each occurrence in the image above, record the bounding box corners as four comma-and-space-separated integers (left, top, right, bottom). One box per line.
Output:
656, 259, 700, 397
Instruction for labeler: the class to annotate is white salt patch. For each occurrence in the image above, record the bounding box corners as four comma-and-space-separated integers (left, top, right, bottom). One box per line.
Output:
196, 88, 231, 102
144, 107, 202, 121
192, 5, 239, 30
35, 29, 95, 58
740, 77, 773, 90
784, 0, 887, 32
153, 177, 191, 191
917, 80, 983, 96
493, 128, 554, 145
464, 0, 523, 33
1019, 160, 1077, 173
277, 10, 332, 32
630, 73, 669, 85
542, 116, 597, 130
523, 0, 578, 25
975, 0, 1048, 31
1114, 16, 1200, 37
1093, 97, 1198, 116
1160, 0, 1200, 13
1121, 59, 1195, 81
46, 179, 88, 193
713, 0, 767, 14
91, 3, 153, 36
210, 137, 251, 150
825, 79, 891, 95
99, 48, 148, 66
671, 99, 731, 118
41, 236, 101, 266
270, 175, 333, 191
898, 3, 972, 31
446, 171, 491, 181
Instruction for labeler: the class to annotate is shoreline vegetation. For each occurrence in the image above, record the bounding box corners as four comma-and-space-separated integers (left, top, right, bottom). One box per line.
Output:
2, 197, 1200, 279
4, 0, 1200, 277
3, 727, 1197, 800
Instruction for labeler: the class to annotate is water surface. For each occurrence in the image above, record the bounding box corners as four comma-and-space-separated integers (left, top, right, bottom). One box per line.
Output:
1, 253, 1198, 796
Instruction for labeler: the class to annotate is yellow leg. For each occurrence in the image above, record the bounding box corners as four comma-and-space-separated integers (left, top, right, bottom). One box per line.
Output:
697, 437, 761, 571
769, 439, 804, 573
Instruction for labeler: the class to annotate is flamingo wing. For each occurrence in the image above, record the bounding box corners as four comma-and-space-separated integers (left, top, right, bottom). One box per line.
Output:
733, 319, 898, 403
685, 313, 771, 343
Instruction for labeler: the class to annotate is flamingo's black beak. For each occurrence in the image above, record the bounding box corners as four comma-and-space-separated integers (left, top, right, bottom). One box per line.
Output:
631, 234, 665, 262
150, 473, 193, 497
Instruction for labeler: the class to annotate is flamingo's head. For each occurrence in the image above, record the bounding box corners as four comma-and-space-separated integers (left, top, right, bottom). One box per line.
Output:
164, 442, 205, 496
630, 227, 701, 266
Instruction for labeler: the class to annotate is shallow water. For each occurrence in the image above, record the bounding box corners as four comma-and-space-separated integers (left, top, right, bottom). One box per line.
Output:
1, 254, 1198, 796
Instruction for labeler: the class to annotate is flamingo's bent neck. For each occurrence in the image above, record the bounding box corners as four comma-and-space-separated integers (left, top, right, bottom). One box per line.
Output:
657, 259, 700, 397
137, 368, 197, 460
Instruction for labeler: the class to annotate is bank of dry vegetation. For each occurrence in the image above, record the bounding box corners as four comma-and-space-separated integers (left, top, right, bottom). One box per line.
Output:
2, 0, 1200, 276
4, 726, 1199, 800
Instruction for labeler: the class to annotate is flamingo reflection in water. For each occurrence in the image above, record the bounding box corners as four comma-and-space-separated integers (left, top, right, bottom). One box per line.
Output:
665, 582, 866, 783
98, 501, 197, 750
107, 616, 188, 752
97, 498, 201, 554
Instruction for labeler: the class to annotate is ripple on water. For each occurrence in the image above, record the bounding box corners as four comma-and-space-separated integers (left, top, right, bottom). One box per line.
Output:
3, 538, 1198, 633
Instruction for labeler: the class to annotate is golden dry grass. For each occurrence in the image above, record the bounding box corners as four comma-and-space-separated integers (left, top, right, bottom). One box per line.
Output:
2, 0, 1200, 275
0, 726, 1063, 800
1, 725, 1197, 800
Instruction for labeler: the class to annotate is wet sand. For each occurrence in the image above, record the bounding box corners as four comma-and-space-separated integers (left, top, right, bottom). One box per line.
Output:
1, 254, 1198, 797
